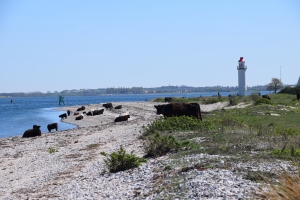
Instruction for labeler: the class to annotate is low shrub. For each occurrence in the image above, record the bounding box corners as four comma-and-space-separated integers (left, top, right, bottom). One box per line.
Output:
142, 116, 216, 136
228, 95, 239, 106
144, 133, 192, 158
101, 147, 146, 173
279, 85, 300, 95
48, 147, 56, 154
254, 98, 273, 106
275, 127, 299, 136
271, 148, 300, 158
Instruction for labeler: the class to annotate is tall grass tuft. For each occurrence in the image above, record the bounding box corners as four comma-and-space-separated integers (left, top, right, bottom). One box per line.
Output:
256, 169, 300, 200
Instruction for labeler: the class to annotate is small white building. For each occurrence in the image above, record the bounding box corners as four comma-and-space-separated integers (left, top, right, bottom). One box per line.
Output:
237, 57, 247, 96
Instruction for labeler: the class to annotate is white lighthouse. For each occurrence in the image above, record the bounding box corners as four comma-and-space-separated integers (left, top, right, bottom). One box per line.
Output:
237, 57, 247, 96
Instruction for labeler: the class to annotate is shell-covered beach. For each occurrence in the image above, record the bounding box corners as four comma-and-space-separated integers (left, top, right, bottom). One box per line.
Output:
0, 101, 296, 199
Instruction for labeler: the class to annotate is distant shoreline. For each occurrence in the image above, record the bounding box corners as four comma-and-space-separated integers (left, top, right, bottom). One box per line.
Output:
0, 90, 272, 98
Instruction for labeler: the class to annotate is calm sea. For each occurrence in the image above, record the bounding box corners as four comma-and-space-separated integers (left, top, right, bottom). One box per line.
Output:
0, 91, 269, 138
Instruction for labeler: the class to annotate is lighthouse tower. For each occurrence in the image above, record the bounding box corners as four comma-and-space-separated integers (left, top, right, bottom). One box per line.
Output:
237, 57, 247, 96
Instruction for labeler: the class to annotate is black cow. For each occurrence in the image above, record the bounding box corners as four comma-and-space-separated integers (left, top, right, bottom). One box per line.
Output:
77, 106, 85, 111
59, 113, 67, 120
165, 97, 173, 102
297, 93, 300, 100
75, 115, 83, 120
114, 105, 122, 109
67, 110, 71, 116
22, 125, 42, 138
262, 95, 271, 100
86, 111, 93, 116
114, 115, 130, 122
154, 103, 202, 120
103, 103, 113, 109
47, 123, 58, 132
93, 109, 104, 115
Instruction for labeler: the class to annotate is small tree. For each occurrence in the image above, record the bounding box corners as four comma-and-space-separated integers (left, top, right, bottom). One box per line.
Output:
267, 78, 283, 94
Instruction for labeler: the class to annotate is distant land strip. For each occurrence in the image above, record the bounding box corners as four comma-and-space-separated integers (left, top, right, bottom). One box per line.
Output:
0, 85, 269, 98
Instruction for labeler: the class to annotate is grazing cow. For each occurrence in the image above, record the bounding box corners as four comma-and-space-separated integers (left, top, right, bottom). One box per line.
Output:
297, 93, 300, 100
74, 112, 79, 116
75, 115, 83, 120
67, 110, 71, 116
77, 106, 85, 111
93, 109, 104, 116
114, 115, 130, 122
114, 105, 122, 109
164, 97, 173, 102
262, 95, 271, 100
103, 103, 113, 109
47, 123, 58, 132
154, 103, 202, 120
22, 125, 42, 138
59, 113, 67, 120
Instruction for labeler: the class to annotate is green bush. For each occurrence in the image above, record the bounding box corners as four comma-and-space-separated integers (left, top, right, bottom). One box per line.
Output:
48, 147, 56, 154
142, 116, 216, 136
254, 98, 273, 105
271, 148, 300, 158
144, 133, 191, 158
275, 127, 299, 136
101, 147, 147, 173
228, 95, 239, 106
279, 85, 300, 95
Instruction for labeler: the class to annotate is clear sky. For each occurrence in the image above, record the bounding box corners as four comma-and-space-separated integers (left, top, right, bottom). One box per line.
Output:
0, 0, 299, 93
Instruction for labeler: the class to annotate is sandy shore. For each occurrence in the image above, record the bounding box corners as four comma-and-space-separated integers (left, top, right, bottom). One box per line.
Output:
0, 101, 244, 199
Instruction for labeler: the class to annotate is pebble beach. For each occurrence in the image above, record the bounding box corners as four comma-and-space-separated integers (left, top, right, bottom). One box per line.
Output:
0, 101, 296, 199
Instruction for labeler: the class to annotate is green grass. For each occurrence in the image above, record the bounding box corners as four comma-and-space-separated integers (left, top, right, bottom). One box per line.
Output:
152, 95, 258, 106
140, 94, 300, 198
269, 94, 300, 106
144, 93, 300, 165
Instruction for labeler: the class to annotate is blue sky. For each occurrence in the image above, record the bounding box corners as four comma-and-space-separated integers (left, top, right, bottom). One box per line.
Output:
0, 0, 299, 93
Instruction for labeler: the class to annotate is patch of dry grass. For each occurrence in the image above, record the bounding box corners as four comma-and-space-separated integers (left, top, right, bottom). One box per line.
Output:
256, 169, 300, 200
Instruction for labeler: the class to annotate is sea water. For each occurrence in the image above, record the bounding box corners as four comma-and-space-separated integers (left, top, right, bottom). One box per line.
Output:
0, 91, 269, 138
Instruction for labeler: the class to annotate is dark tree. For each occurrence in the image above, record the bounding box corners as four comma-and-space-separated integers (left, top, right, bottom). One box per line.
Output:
267, 78, 283, 94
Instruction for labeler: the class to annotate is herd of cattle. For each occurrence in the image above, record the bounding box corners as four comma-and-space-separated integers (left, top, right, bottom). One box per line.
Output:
21, 94, 300, 138
22, 101, 202, 138
22, 103, 130, 138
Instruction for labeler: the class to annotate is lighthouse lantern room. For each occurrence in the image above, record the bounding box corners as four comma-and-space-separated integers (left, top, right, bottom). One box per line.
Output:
237, 57, 247, 96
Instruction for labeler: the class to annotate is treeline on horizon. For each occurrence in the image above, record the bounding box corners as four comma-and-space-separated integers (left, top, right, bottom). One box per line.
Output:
0, 85, 269, 98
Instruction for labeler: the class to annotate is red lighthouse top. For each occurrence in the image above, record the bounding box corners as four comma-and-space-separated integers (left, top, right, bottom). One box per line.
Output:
238, 57, 245, 62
